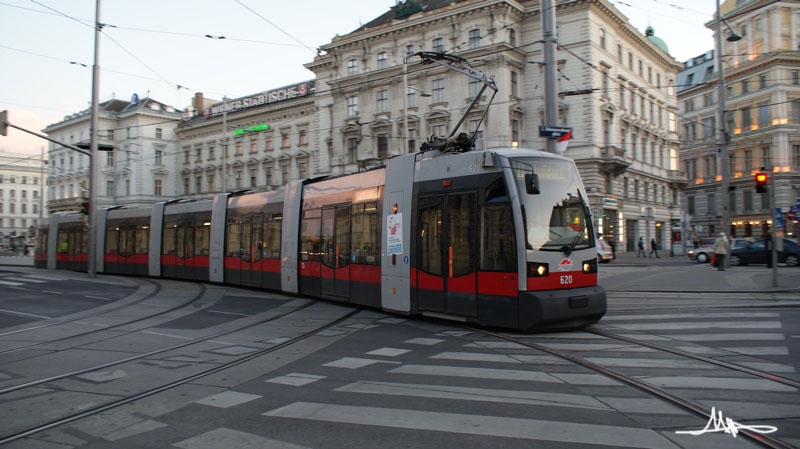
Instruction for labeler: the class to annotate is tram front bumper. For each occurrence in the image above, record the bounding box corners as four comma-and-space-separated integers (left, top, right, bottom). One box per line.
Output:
519, 285, 606, 332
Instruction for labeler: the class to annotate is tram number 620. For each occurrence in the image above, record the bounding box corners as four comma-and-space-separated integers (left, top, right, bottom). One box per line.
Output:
559, 275, 573, 285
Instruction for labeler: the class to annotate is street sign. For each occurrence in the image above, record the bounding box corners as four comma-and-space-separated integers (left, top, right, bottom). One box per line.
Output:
538, 126, 571, 138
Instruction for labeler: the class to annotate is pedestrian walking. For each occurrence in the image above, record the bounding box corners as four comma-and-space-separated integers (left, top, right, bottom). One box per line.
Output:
649, 238, 659, 258
609, 239, 616, 260
712, 232, 729, 271
637, 237, 645, 257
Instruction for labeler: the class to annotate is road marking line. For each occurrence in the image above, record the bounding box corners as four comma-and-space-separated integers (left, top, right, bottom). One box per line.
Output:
207, 309, 249, 316
0, 308, 51, 319
3, 277, 47, 283
42, 290, 63, 295
263, 402, 678, 448
142, 330, 193, 340
84, 295, 112, 301
0, 280, 24, 286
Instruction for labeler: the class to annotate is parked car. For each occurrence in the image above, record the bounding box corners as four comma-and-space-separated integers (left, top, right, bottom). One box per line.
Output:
596, 238, 613, 263
730, 238, 800, 267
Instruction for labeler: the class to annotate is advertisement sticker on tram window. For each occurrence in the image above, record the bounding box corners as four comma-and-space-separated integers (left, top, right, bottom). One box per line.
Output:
387, 213, 403, 255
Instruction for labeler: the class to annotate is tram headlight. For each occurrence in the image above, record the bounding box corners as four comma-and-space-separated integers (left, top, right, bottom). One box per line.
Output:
527, 262, 549, 277
582, 258, 597, 274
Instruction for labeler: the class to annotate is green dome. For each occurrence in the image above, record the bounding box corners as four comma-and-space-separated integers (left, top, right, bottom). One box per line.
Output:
645, 26, 670, 55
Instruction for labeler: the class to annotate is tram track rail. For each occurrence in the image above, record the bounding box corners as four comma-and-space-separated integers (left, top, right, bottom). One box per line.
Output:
0, 277, 163, 338
462, 324, 796, 449
0, 280, 209, 356
0, 305, 362, 446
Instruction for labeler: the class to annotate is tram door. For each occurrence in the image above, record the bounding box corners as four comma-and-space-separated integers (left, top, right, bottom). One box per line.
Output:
175, 221, 194, 279
416, 192, 477, 317
241, 215, 263, 285
321, 205, 351, 298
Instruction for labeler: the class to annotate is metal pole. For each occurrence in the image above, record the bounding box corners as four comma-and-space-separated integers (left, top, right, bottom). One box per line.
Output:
402, 62, 409, 154
87, 0, 101, 279
770, 172, 778, 287
541, 0, 558, 154
221, 96, 227, 193
38, 146, 44, 233
716, 0, 731, 268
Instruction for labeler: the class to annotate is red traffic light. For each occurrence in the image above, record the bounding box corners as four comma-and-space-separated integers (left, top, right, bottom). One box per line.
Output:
755, 172, 768, 193
755, 173, 767, 183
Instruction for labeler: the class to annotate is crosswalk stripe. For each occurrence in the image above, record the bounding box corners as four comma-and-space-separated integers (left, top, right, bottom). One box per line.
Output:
335, 381, 610, 410
612, 321, 782, 331
641, 376, 796, 392
0, 280, 24, 286
719, 346, 789, 356
538, 343, 655, 352
668, 333, 785, 341
601, 312, 779, 321
585, 357, 713, 369
3, 277, 47, 283
263, 402, 680, 448
389, 364, 563, 382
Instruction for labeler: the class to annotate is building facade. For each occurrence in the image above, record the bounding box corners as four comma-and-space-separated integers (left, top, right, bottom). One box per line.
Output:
678, 0, 800, 241
305, 0, 683, 252
175, 81, 316, 199
43, 97, 183, 212
0, 151, 47, 249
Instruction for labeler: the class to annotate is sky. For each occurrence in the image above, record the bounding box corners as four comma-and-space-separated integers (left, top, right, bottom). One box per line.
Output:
0, 0, 717, 157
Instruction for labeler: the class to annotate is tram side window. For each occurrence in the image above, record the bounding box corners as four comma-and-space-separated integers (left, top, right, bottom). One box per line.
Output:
195, 221, 210, 256
106, 228, 119, 254
351, 202, 379, 265
226, 217, 241, 257
481, 204, 516, 271
162, 225, 176, 255
300, 209, 321, 262
241, 217, 252, 261
262, 214, 281, 259
57, 230, 69, 253
448, 193, 475, 277
418, 198, 443, 276
81, 229, 88, 254
135, 226, 149, 254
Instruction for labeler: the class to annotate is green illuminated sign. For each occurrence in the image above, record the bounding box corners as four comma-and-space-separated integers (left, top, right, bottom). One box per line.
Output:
233, 123, 270, 135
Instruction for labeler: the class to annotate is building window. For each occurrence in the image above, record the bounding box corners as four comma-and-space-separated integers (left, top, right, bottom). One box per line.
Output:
156, 128, 162, 139
298, 161, 307, 179
347, 59, 357, 75
184, 150, 190, 164
688, 195, 695, 215
432, 38, 444, 53
376, 89, 388, 113
761, 146, 770, 169
511, 71, 518, 97
792, 70, 799, 85
511, 119, 520, 143
234, 171, 242, 189
264, 166, 272, 185
21, 203, 27, 214
509, 28, 516, 47
617, 44, 623, 62
33, 203, 38, 214
155, 150, 162, 165
741, 79, 749, 94
196, 147, 202, 161
469, 78, 480, 98
208, 173, 215, 192
793, 145, 800, 167
407, 86, 416, 108
744, 150, 753, 171
250, 169, 257, 187
107, 129, 114, 140
377, 52, 387, 69
432, 79, 445, 103
299, 129, 307, 146
758, 103, 770, 124
406, 44, 415, 61
347, 97, 358, 118
106, 180, 114, 197
599, 28, 606, 50
106, 151, 114, 166
184, 177, 190, 195
759, 74, 767, 89
377, 134, 389, 159
742, 107, 752, 128
468, 29, 481, 49
266, 136, 273, 151
250, 140, 257, 153
281, 132, 289, 148
155, 179, 162, 196
196, 176, 203, 193
347, 137, 358, 164
208, 146, 215, 160
235, 141, 243, 155
281, 164, 289, 184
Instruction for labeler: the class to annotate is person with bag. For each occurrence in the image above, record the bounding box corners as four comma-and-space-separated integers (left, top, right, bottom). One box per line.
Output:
712, 232, 729, 271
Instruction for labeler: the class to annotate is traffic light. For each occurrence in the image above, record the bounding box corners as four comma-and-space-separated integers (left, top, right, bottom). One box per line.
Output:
0, 110, 8, 136
755, 172, 768, 194
80, 201, 89, 220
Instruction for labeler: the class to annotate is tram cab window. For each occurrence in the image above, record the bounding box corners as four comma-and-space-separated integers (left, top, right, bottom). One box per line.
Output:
300, 209, 321, 262
57, 230, 69, 253
262, 214, 282, 259
226, 217, 241, 257
351, 202, 379, 265
106, 228, 119, 254
481, 177, 516, 271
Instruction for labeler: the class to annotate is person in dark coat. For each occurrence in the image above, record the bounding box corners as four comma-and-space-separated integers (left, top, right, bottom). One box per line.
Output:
637, 237, 645, 257
649, 238, 659, 258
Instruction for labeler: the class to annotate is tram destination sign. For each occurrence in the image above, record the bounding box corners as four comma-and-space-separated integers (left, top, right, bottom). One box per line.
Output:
205, 81, 314, 118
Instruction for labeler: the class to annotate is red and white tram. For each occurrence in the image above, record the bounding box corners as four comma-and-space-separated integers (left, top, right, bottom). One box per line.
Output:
36, 148, 606, 331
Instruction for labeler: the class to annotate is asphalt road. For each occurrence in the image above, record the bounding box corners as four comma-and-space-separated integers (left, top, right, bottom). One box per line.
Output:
0, 265, 798, 449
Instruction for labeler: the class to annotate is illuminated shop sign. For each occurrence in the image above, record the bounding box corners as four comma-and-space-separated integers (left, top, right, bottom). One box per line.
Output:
233, 123, 270, 135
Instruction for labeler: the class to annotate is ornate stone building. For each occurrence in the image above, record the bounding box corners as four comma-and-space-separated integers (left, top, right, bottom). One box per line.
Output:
0, 151, 47, 249
43, 97, 183, 211
174, 82, 316, 198
678, 0, 800, 240
305, 0, 683, 252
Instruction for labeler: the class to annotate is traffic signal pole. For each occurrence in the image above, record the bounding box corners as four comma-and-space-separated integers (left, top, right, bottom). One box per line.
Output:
769, 172, 778, 287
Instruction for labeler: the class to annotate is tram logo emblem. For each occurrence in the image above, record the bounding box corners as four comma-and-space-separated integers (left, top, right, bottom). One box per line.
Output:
558, 258, 573, 271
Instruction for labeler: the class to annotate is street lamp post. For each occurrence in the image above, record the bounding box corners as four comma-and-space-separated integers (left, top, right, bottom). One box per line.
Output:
87, 0, 102, 278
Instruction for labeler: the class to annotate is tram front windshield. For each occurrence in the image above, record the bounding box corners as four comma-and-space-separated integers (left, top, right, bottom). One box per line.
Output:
511, 157, 592, 252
